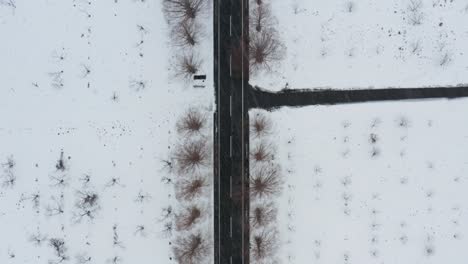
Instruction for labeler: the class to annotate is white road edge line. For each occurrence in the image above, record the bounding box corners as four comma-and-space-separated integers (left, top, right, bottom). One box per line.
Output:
241, 0, 245, 263
216, 0, 221, 262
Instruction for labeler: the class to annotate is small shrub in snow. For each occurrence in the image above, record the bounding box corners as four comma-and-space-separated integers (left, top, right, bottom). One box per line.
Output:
173, 139, 210, 173
407, 0, 422, 12
410, 40, 422, 55
397, 116, 410, 128
175, 52, 203, 81
370, 147, 380, 158
250, 163, 282, 199
162, 222, 174, 238
249, 29, 285, 74
75, 254, 92, 264
251, 111, 273, 138
55, 151, 68, 172
49, 174, 69, 188
1, 156, 16, 188
29, 231, 47, 247
175, 175, 207, 200
0, 0, 16, 9
438, 51, 452, 66
176, 205, 202, 231
250, 228, 278, 262
162, 0, 206, 22
72, 190, 101, 223
346, 1, 355, 12
45, 194, 65, 217
407, 0, 424, 25
1, 170, 16, 188
424, 244, 435, 256
48, 238, 69, 264
173, 232, 210, 264
160, 205, 173, 221
129, 79, 147, 91
176, 107, 207, 135
2, 155, 15, 169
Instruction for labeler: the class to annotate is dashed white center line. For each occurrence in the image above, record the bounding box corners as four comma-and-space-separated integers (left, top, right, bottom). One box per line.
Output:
229, 54, 232, 77
230, 135, 232, 157
230, 216, 233, 237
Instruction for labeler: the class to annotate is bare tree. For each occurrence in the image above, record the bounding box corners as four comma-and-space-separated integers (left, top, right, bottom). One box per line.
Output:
176, 205, 202, 231
250, 228, 278, 262
162, 0, 206, 22
172, 19, 203, 47
173, 139, 210, 173
250, 111, 273, 138
250, 141, 275, 163
249, 29, 285, 74
173, 233, 210, 264
174, 52, 203, 81
250, 202, 277, 228
175, 175, 208, 201
250, 2, 275, 33
250, 163, 282, 199
176, 107, 207, 135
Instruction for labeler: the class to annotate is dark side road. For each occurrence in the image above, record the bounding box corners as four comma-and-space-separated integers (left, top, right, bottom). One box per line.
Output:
213, 1, 468, 264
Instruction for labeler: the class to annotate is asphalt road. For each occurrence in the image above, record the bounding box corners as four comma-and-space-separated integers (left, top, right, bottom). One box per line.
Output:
213, 0, 249, 264
248, 85, 468, 110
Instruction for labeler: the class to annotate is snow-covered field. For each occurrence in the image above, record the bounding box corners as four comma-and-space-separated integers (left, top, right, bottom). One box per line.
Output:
273, 98, 468, 264
0, 0, 212, 263
252, 0, 468, 90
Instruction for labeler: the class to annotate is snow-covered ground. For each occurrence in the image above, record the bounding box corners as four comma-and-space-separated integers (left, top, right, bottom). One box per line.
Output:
0, 0, 212, 263
252, 0, 468, 90
273, 98, 468, 264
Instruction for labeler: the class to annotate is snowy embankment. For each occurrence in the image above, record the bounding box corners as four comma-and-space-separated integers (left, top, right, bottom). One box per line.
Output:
0, 0, 212, 263
252, 0, 468, 91
273, 99, 468, 264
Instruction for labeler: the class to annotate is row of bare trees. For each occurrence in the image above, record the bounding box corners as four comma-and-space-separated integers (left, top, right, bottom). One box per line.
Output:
164, 107, 213, 263
162, 0, 207, 81
249, 0, 285, 76
249, 110, 282, 263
